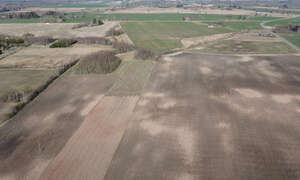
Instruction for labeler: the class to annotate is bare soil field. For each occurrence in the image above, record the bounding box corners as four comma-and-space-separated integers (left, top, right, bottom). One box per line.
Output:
0, 45, 111, 69
104, 53, 300, 180
1, 49, 300, 180
39, 96, 139, 180
0, 22, 118, 38
0, 73, 117, 180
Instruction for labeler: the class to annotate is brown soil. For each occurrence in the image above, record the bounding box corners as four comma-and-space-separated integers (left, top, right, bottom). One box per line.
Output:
39, 96, 139, 180
0, 74, 117, 180
0, 45, 111, 69
0, 22, 118, 38
1, 52, 300, 180
104, 53, 300, 180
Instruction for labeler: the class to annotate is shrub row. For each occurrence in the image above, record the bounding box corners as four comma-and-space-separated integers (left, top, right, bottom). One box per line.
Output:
106, 28, 124, 36
0, 35, 25, 50
74, 51, 121, 74
24, 35, 56, 46
112, 41, 134, 53
50, 39, 78, 48
135, 47, 155, 60
76, 37, 112, 45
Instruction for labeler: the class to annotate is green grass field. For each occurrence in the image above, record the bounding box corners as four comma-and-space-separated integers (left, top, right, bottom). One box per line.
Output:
222, 21, 263, 31
265, 16, 300, 26
40, 3, 108, 8
281, 33, 300, 48
121, 21, 232, 53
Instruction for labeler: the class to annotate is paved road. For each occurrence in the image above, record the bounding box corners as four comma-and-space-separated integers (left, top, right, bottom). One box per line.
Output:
260, 18, 300, 53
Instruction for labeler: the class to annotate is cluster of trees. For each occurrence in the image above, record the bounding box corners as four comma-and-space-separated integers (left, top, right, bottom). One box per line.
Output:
0, 11, 39, 20
106, 28, 124, 36
76, 37, 111, 45
74, 51, 122, 74
135, 47, 154, 60
50, 39, 78, 48
92, 18, 104, 25
274, 24, 300, 33
72, 18, 104, 29
0, 35, 25, 51
23, 34, 56, 46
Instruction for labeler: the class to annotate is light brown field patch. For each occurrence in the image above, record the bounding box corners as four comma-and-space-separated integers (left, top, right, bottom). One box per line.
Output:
39, 96, 139, 180
0, 45, 110, 69
182, 33, 232, 48
199, 67, 212, 74
0, 22, 118, 38
271, 94, 294, 104
235, 88, 263, 98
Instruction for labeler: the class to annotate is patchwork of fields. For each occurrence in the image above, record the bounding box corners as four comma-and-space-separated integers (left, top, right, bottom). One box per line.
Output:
40, 3, 108, 8
0, 13, 278, 24
1, 5, 300, 180
64, 13, 249, 23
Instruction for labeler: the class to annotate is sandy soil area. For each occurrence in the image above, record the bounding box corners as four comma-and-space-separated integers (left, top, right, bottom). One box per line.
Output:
0, 22, 118, 38
0, 45, 111, 69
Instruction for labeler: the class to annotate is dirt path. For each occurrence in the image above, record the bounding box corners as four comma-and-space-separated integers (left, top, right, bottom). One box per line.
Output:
103, 53, 300, 180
